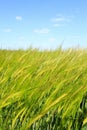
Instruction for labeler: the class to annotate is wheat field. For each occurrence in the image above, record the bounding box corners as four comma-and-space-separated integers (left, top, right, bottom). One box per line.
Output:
0, 48, 87, 130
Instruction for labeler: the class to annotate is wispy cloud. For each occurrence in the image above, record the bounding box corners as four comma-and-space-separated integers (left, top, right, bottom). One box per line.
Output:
16, 16, 22, 21
67, 35, 80, 39
48, 38, 57, 43
51, 14, 73, 27
56, 14, 63, 17
18, 36, 25, 40
34, 28, 50, 34
3, 28, 12, 32
53, 23, 61, 27
51, 17, 64, 22
53, 23, 65, 27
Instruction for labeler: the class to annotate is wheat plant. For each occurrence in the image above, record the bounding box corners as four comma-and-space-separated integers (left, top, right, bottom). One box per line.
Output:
0, 48, 87, 130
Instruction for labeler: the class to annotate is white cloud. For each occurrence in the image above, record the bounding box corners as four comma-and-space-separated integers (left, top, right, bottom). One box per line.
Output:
67, 35, 80, 39
56, 14, 63, 17
51, 14, 73, 25
16, 16, 22, 21
53, 23, 65, 27
53, 23, 61, 27
51, 17, 64, 22
18, 36, 25, 40
48, 38, 57, 43
3, 28, 12, 32
34, 28, 50, 34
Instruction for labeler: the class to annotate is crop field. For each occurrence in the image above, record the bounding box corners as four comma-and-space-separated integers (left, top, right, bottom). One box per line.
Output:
0, 48, 87, 130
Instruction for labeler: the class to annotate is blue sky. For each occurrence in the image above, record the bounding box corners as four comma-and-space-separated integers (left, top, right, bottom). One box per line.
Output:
0, 0, 87, 50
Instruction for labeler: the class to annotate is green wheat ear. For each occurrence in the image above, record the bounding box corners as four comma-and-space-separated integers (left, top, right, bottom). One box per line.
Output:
0, 48, 87, 130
